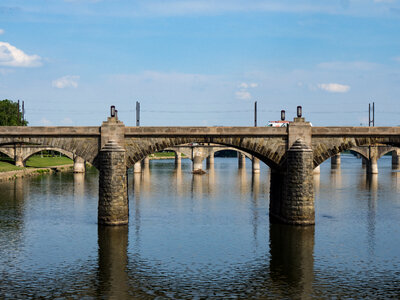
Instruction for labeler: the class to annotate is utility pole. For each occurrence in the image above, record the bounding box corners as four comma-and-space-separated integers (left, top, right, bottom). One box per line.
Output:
254, 101, 257, 127
17, 100, 20, 126
369, 102, 375, 127
136, 101, 140, 126
22, 101, 25, 124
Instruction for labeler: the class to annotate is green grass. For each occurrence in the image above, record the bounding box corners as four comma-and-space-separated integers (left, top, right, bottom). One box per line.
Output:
25, 156, 73, 168
0, 160, 24, 172
151, 151, 185, 157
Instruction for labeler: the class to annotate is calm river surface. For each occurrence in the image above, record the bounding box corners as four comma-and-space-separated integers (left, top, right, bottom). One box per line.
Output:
0, 155, 399, 299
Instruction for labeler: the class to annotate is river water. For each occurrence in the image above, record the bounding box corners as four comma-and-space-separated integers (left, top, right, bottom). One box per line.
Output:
0, 155, 399, 299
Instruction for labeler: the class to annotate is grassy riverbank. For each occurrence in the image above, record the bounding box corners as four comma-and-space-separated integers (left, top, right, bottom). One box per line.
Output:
0, 156, 73, 172
150, 151, 185, 158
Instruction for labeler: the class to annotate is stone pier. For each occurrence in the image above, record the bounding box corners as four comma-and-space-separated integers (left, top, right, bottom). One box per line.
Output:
73, 156, 86, 173
392, 149, 400, 169
133, 161, 141, 173
331, 154, 341, 169
270, 117, 314, 226
206, 153, 214, 169
252, 157, 260, 174
313, 165, 320, 174
98, 140, 128, 225
175, 151, 182, 167
14, 144, 24, 167
238, 153, 246, 169
142, 156, 150, 167
367, 157, 378, 175
193, 155, 203, 171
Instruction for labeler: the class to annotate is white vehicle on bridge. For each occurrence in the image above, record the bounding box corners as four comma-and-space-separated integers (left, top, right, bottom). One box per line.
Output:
267, 121, 290, 127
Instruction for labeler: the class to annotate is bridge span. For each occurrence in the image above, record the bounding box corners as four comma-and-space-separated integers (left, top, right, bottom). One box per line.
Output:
0, 114, 399, 226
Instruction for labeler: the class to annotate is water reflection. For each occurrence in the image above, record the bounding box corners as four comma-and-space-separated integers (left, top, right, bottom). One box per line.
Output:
73, 173, 85, 199
97, 225, 130, 299
330, 168, 342, 188
391, 170, 400, 193
191, 174, 203, 199
238, 167, 248, 198
269, 223, 314, 299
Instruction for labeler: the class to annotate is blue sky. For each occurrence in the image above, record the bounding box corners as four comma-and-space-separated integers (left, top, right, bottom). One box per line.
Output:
1, 0, 400, 126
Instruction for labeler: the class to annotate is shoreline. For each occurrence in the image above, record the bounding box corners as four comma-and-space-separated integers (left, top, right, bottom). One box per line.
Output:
0, 164, 74, 182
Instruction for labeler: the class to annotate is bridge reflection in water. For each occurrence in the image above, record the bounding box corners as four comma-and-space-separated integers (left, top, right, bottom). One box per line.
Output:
1, 155, 399, 298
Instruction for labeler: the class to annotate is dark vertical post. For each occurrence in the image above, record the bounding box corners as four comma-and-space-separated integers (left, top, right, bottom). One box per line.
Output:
136, 101, 140, 126
254, 101, 257, 127
17, 100, 20, 126
368, 103, 371, 127
22, 101, 25, 124
373, 102, 375, 126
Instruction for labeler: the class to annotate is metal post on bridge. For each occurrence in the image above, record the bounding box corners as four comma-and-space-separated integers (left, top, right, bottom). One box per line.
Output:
134, 101, 142, 173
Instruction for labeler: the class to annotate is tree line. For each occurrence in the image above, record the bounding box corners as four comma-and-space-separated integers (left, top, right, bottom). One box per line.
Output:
0, 99, 28, 126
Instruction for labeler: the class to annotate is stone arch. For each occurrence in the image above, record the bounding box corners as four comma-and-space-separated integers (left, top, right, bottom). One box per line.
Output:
0, 147, 14, 160
312, 137, 400, 168
22, 147, 75, 163
0, 137, 99, 167
210, 147, 253, 160
125, 136, 287, 169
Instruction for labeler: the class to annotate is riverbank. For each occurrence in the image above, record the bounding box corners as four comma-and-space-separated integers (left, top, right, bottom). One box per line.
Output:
0, 164, 74, 181
0, 156, 75, 181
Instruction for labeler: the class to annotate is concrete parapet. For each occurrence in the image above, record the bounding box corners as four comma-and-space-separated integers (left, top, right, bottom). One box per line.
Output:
98, 140, 128, 226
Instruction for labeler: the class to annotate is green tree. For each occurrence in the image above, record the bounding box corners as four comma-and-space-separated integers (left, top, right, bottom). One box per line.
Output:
0, 99, 28, 126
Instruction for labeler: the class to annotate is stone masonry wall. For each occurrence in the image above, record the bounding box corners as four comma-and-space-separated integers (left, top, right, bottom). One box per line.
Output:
98, 140, 128, 225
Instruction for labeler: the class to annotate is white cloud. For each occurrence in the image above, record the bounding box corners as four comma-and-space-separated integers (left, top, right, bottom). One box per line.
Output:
394, 56, 400, 62
0, 42, 42, 67
0, 29, 4, 35
236, 82, 258, 100
318, 83, 350, 93
40, 118, 52, 125
235, 90, 251, 100
52, 75, 80, 88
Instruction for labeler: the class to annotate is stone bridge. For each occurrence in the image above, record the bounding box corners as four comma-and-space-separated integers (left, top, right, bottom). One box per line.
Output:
1, 113, 400, 226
